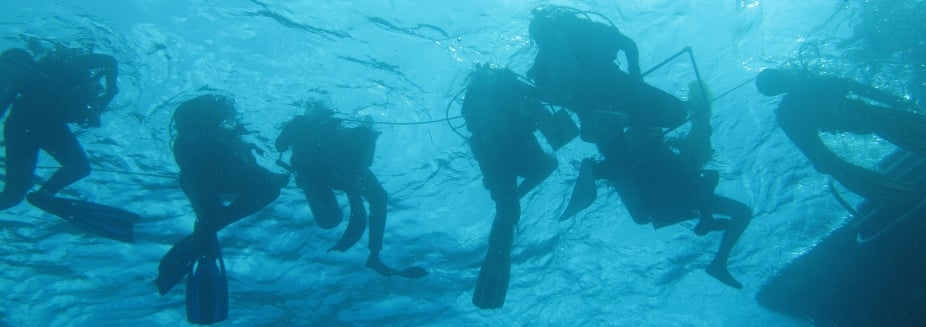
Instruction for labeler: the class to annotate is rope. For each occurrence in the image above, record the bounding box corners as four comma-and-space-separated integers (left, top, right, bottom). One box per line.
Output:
338, 115, 462, 126
647, 47, 754, 136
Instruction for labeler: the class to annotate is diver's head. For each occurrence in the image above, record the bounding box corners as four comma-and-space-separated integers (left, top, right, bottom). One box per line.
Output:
755, 68, 792, 96
303, 99, 334, 118
173, 94, 239, 135
529, 7, 569, 47
468, 64, 518, 94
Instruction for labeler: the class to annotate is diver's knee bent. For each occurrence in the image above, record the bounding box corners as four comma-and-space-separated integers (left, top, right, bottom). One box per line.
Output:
0, 178, 32, 208
0, 193, 26, 211
728, 201, 752, 228
313, 206, 343, 229
69, 160, 92, 180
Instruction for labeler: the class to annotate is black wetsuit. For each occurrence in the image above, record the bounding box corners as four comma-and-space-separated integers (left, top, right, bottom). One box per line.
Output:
0, 52, 117, 210
462, 67, 558, 308
528, 12, 687, 142
770, 71, 926, 205
276, 114, 384, 253
173, 129, 282, 233
611, 127, 718, 226
462, 69, 553, 224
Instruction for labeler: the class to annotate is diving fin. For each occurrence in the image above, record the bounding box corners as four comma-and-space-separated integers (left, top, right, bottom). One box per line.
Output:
26, 192, 139, 243
365, 256, 429, 279
396, 266, 429, 278
559, 158, 598, 221
156, 235, 196, 295
186, 231, 228, 325
327, 207, 367, 252
472, 219, 514, 309
872, 109, 926, 157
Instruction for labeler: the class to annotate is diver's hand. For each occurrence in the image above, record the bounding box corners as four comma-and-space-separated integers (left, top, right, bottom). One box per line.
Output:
81, 103, 106, 128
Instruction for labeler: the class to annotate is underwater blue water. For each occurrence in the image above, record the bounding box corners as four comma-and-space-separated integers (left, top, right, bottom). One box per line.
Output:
1, 0, 921, 326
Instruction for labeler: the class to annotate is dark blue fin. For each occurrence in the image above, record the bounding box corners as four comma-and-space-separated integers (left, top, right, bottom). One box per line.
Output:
156, 235, 196, 295
559, 158, 598, 221
872, 108, 926, 157
472, 219, 514, 309
365, 257, 428, 279
26, 193, 139, 243
327, 209, 366, 252
185, 232, 228, 325
396, 266, 428, 278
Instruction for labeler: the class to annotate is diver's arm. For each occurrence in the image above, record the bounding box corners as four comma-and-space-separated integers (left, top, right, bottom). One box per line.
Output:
522, 101, 555, 131
513, 80, 553, 126
778, 111, 843, 174
80, 54, 119, 108
846, 79, 909, 109
584, 19, 641, 79
0, 87, 13, 119
460, 88, 481, 133
615, 32, 642, 79
275, 118, 298, 152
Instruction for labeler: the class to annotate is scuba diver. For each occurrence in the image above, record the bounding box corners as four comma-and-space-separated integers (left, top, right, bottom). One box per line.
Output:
461, 65, 559, 309
0, 46, 138, 242
756, 68, 926, 206
527, 6, 688, 151
275, 101, 427, 279
526, 7, 749, 289
155, 94, 287, 324
563, 82, 752, 289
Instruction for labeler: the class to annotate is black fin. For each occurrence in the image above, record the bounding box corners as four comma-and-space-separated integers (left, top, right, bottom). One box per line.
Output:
26, 193, 139, 243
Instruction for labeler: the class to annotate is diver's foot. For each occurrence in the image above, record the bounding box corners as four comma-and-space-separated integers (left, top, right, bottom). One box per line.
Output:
694, 218, 730, 236
366, 256, 398, 276
706, 261, 743, 289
